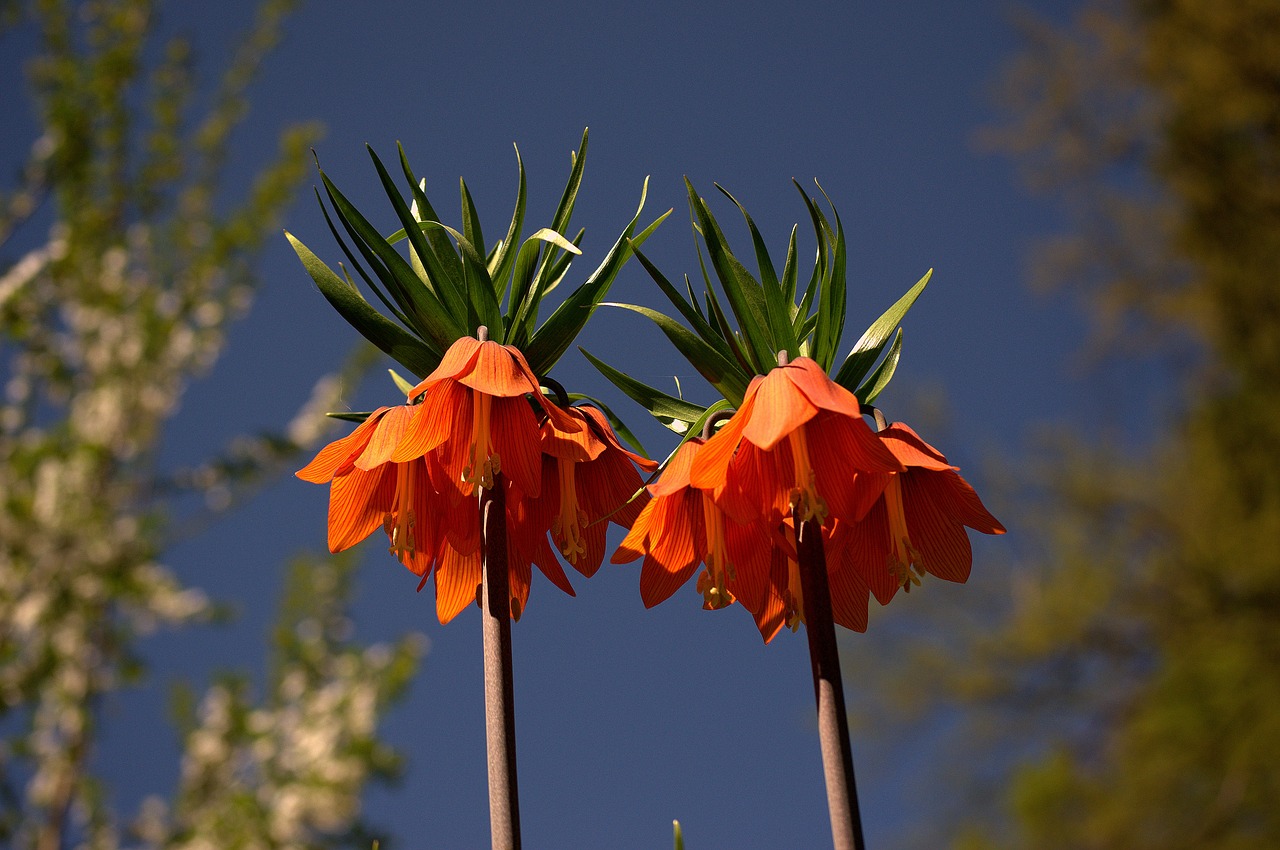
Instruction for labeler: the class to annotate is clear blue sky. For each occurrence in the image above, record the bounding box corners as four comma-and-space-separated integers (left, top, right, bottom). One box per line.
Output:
8, 0, 1086, 847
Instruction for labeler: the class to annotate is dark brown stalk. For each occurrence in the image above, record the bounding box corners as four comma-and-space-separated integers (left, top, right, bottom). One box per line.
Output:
794, 511, 867, 850
480, 472, 521, 850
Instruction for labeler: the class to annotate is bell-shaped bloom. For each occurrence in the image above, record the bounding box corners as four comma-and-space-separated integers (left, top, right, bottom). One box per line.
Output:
612, 438, 778, 636
690, 356, 902, 528
391, 334, 580, 500
296, 403, 445, 576
842, 422, 1005, 602
541, 404, 658, 577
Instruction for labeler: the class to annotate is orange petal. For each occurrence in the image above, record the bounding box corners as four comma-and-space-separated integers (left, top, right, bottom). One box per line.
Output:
326, 466, 395, 552
879, 423, 954, 471
751, 548, 790, 643
741, 368, 818, 450
786, 357, 863, 418
409, 335, 481, 397
296, 407, 388, 483
492, 396, 542, 499
354, 405, 414, 470
829, 559, 870, 632
460, 340, 542, 397
611, 499, 656, 564
434, 541, 481, 624
639, 552, 700, 608
392, 382, 467, 463
904, 473, 973, 582
689, 396, 752, 491
648, 439, 701, 498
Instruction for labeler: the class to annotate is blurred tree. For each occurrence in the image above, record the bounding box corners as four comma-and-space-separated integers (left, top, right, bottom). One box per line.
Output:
892, 1, 1280, 847
0, 2, 420, 848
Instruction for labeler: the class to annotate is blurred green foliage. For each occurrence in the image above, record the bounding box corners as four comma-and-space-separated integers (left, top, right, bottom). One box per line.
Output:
881, 1, 1280, 847
0, 2, 419, 848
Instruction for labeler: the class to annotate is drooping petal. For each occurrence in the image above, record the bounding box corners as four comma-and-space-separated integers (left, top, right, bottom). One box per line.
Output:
392, 381, 468, 463
879, 422, 955, 471
354, 405, 415, 470
828, 558, 871, 633
904, 472, 975, 583
296, 407, 389, 483
409, 335, 481, 397
434, 541, 481, 624
461, 339, 542, 397
491, 395, 542, 499
741, 368, 818, 450
326, 466, 395, 552
787, 357, 864, 419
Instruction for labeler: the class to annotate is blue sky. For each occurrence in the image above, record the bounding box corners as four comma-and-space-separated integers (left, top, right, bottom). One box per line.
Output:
7, 0, 1086, 847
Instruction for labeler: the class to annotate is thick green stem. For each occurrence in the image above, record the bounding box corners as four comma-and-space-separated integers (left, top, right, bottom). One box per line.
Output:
481, 473, 521, 850
794, 512, 866, 850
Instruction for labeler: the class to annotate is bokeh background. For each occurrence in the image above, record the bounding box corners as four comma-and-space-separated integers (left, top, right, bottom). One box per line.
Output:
5, 0, 1277, 848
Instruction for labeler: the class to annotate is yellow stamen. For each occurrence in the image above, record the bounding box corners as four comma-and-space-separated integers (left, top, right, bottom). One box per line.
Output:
883, 474, 924, 591
386, 461, 417, 561
464, 390, 500, 489
787, 425, 827, 524
698, 492, 736, 609
552, 457, 587, 563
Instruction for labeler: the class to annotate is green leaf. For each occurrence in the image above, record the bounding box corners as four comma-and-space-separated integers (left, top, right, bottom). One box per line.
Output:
489, 145, 528, 300
580, 346, 709, 435
524, 180, 667, 375
319, 168, 462, 351
365, 146, 471, 334
419, 220, 503, 338
459, 177, 486, 285
326, 410, 375, 424
631, 243, 737, 364
717, 184, 799, 358
388, 368, 417, 396
687, 181, 776, 371
287, 233, 440, 377
603, 302, 751, 404
397, 143, 464, 288
855, 326, 903, 404
834, 268, 932, 391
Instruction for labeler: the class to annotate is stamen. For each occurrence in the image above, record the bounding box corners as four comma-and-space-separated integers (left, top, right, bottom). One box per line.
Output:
699, 492, 735, 609
787, 426, 827, 524
884, 474, 922, 590
554, 458, 587, 563
465, 390, 495, 490
388, 462, 417, 561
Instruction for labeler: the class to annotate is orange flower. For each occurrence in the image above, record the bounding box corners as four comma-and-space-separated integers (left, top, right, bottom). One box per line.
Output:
841, 422, 1005, 602
541, 404, 658, 577
296, 404, 444, 577
690, 356, 901, 528
391, 334, 580, 500
612, 438, 778, 636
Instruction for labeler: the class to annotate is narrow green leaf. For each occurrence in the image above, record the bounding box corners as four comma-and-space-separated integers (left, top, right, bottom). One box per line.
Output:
314, 188, 410, 329
580, 347, 709, 435
524, 181, 666, 375
419, 221, 503, 338
716, 184, 798, 357
603, 302, 751, 404
365, 147, 471, 333
781, 224, 799, 316
687, 181, 776, 371
287, 233, 440, 376
855, 327, 903, 404
631, 243, 737, 363
458, 177, 487, 286
327, 410, 375, 424
548, 127, 589, 239
834, 268, 932, 390
388, 368, 417, 396
489, 145, 527, 298
319, 168, 462, 351
397, 143, 464, 287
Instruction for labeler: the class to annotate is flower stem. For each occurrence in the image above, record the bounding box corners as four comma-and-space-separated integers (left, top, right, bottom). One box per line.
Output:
794, 511, 866, 850
481, 472, 521, 850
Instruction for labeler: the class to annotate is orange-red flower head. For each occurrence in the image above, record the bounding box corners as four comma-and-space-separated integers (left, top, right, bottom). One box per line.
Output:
842, 422, 1006, 603
691, 356, 901, 528
541, 404, 658, 577
613, 438, 783, 641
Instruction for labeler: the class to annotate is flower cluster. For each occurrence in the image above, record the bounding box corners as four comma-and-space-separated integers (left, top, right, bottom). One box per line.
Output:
615, 356, 1004, 640
298, 334, 653, 623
